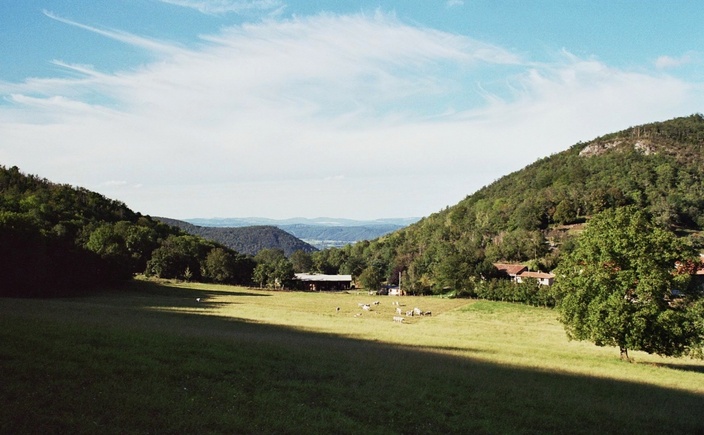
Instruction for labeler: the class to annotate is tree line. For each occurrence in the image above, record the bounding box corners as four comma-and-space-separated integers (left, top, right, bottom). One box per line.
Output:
0, 165, 256, 296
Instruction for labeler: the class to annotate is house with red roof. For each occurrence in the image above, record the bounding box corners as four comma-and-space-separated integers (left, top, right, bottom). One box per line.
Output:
493, 263, 555, 286
493, 263, 527, 279
515, 271, 555, 286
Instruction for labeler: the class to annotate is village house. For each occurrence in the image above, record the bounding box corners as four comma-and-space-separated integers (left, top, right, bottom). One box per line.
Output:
493, 263, 555, 286
493, 263, 527, 280
386, 285, 403, 296
515, 271, 555, 286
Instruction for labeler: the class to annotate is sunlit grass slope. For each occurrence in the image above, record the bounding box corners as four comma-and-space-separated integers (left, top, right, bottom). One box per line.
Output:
1, 279, 702, 434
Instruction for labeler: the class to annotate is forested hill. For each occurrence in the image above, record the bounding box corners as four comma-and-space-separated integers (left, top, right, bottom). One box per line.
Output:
0, 166, 255, 296
156, 218, 317, 256
354, 114, 704, 295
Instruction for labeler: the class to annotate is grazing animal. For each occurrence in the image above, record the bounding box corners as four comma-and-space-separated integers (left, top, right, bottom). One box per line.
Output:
393, 316, 405, 323
413, 307, 422, 315
406, 310, 414, 317
424, 311, 432, 316
362, 304, 371, 311
395, 307, 402, 315
373, 301, 380, 306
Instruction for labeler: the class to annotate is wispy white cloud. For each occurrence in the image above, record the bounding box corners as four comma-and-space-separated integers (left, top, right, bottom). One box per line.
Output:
2, 12, 702, 219
156, 0, 284, 15
655, 52, 696, 69
50, 60, 104, 78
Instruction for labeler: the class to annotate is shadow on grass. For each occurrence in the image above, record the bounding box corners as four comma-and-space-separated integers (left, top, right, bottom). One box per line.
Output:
89, 279, 271, 310
121, 278, 271, 298
1, 281, 703, 435
655, 363, 704, 374
399, 343, 498, 355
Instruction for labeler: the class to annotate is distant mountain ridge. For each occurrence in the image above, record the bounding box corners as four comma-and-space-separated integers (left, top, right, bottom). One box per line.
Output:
186, 217, 420, 249
186, 217, 420, 227
156, 217, 317, 256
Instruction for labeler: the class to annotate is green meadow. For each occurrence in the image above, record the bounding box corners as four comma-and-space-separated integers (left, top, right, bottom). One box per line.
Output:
1, 279, 702, 434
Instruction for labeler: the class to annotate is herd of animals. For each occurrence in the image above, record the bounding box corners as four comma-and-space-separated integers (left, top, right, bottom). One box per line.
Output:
338, 301, 431, 322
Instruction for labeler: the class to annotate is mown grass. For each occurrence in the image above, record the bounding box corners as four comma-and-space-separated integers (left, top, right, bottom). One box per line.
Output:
1, 279, 702, 434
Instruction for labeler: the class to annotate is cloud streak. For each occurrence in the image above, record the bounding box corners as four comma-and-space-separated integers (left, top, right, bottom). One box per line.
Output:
156, 0, 284, 15
2, 12, 702, 219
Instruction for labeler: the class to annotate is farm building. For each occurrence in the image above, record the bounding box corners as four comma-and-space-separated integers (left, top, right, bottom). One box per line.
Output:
294, 273, 353, 291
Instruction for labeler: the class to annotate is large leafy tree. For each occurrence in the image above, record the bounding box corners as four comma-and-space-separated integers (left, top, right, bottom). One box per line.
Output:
145, 235, 205, 281
554, 207, 703, 360
357, 265, 383, 292
203, 247, 236, 283
253, 248, 294, 289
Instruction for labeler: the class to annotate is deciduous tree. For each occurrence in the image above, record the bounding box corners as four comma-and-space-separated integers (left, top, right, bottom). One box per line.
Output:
554, 207, 702, 360
357, 265, 383, 292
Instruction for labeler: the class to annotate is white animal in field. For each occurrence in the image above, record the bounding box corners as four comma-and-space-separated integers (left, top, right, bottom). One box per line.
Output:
413, 307, 422, 315
406, 310, 414, 317
393, 316, 405, 323
362, 304, 371, 311
395, 307, 402, 315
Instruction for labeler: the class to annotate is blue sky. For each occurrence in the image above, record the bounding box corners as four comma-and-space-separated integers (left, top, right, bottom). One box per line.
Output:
1, 1, 703, 220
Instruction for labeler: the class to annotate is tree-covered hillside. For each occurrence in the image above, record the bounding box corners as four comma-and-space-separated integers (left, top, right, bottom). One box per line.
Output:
318, 114, 704, 295
0, 166, 254, 296
156, 218, 317, 256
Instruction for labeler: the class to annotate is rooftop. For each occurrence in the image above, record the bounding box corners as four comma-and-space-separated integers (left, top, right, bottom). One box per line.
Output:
294, 273, 353, 282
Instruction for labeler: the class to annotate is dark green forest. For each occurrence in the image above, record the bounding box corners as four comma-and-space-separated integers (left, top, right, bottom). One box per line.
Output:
156, 217, 316, 256
0, 166, 255, 296
310, 114, 704, 298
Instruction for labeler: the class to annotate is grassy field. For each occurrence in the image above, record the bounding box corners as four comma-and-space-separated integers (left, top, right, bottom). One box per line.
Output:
1, 279, 703, 434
